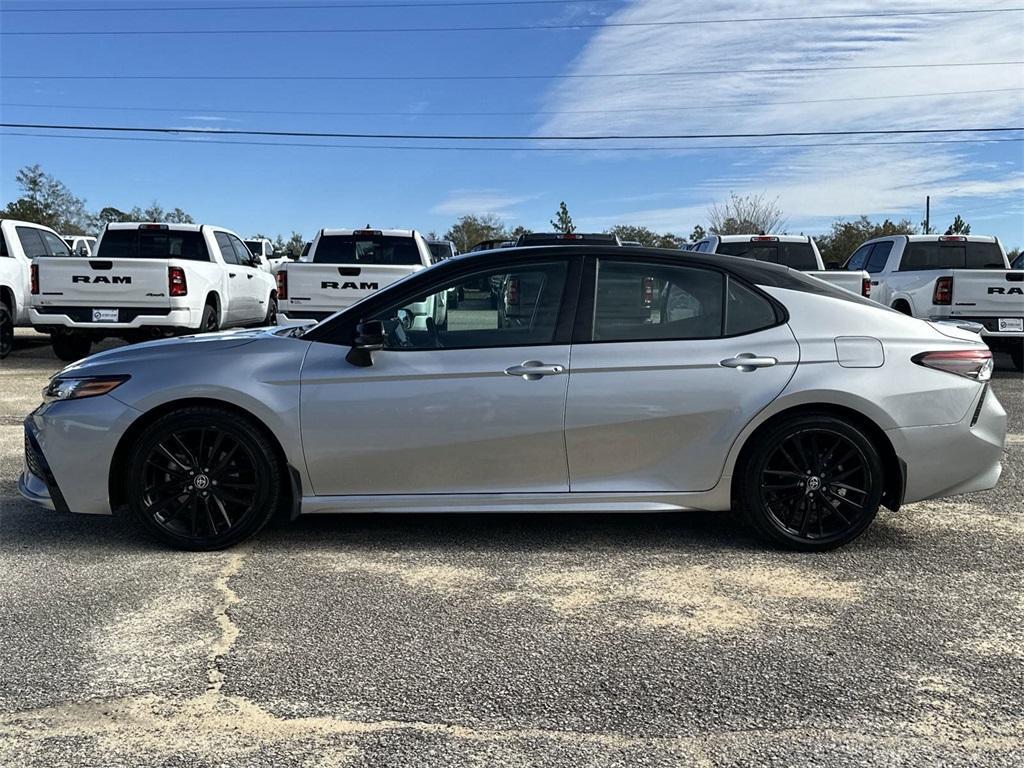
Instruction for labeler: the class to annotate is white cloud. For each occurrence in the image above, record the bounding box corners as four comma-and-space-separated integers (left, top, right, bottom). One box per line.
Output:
536, 0, 1024, 230
431, 189, 537, 217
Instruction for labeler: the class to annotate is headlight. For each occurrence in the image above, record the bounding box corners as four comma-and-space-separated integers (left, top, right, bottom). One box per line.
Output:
43, 375, 130, 403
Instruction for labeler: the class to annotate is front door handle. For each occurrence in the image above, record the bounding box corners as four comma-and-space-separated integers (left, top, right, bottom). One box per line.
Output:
720, 354, 778, 371
247, 274, 254, 279
229, 273, 237, 278
504, 360, 565, 380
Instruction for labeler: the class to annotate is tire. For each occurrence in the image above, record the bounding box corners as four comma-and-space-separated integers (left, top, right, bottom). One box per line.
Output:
1008, 342, 1023, 372
125, 406, 282, 550
892, 301, 912, 315
200, 303, 220, 334
737, 414, 884, 551
51, 333, 92, 362
0, 305, 12, 360
263, 295, 278, 326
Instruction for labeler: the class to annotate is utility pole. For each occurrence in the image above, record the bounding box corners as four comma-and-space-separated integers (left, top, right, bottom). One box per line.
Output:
925, 195, 930, 234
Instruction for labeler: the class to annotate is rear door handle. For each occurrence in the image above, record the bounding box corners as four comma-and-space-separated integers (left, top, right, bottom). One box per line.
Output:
720, 354, 777, 371
504, 360, 565, 380
247, 274, 254, 279
229, 273, 237, 278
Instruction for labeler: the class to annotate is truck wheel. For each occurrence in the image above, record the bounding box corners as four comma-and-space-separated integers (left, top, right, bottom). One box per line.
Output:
892, 301, 911, 315
263, 295, 278, 326
0, 305, 12, 360
1009, 342, 1023, 372
51, 334, 92, 362
201, 303, 220, 334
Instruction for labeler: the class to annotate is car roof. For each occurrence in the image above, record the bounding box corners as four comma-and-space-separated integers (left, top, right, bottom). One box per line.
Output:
320, 228, 416, 237
105, 222, 204, 232
712, 234, 812, 243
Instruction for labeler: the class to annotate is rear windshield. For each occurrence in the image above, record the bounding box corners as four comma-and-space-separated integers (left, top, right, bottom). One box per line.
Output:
313, 235, 422, 265
716, 241, 818, 270
900, 241, 1006, 271
244, 240, 263, 256
428, 242, 453, 262
97, 229, 210, 261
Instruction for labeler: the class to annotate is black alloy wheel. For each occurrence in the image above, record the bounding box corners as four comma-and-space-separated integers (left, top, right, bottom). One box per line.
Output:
201, 304, 220, 333
0, 305, 12, 359
740, 415, 883, 551
126, 407, 281, 550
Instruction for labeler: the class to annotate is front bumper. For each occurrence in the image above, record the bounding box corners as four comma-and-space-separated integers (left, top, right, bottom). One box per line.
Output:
29, 306, 195, 331
887, 384, 1007, 504
18, 396, 142, 516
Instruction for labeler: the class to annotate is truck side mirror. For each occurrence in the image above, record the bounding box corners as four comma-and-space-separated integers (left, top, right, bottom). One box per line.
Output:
346, 320, 386, 367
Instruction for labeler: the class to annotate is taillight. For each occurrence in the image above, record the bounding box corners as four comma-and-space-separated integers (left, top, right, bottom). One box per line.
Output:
861, 277, 871, 297
913, 349, 993, 381
507, 277, 520, 304
168, 266, 187, 297
932, 276, 952, 305
938, 235, 966, 242
276, 270, 288, 300
642, 276, 655, 307
30, 263, 39, 295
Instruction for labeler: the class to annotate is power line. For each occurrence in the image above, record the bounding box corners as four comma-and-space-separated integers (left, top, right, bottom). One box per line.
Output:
1, 6, 1021, 34
2, 121, 1021, 141
0, 0, 617, 10
3, 88, 1021, 119
4, 60, 1021, 81
3, 130, 1020, 152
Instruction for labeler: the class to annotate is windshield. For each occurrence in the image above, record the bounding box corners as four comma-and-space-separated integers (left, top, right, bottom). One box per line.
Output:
900, 241, 1006, 270
313, 235, 422, 265
97, 229, 210, 261
716, 241, 818, 270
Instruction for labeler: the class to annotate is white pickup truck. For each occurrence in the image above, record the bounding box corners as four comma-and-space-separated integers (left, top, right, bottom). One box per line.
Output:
277, 228, 446, 326
843, 234, 1022, 369
2, 219, 73, 336
690, 234, 872, 297
30, 222, 278, 361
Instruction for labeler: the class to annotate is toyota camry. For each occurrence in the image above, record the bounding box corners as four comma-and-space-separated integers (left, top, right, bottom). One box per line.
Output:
19, 246, 1006, 551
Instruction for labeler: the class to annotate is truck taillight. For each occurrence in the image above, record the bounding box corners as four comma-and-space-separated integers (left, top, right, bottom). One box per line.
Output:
932, 276, 952, 305
642, 276, 655, 307
912, 349, 992, 381
861, 277, 871, 297
30, 264, 39, 295
168, 266, 187, 297
276, 270, 288, 300
938, 235, 966, 242
507, 277, 519, 304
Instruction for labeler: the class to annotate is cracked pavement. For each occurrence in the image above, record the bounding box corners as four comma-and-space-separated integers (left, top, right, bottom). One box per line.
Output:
1, 332, 1022, 767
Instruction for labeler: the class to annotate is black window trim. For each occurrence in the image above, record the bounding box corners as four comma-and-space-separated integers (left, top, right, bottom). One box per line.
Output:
572, 254, 788, 345
305, 252, 583, 351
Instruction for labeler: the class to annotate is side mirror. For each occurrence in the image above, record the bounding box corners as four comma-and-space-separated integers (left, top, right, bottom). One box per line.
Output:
76, 245, 90, 257
346, 319, 386, 367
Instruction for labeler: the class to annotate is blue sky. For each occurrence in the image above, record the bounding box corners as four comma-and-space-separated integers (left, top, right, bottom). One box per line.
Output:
1, 0, 1022, 250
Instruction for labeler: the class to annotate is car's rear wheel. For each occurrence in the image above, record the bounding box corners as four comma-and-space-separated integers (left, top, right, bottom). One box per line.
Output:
51, 333, 92, 362
739, 414, 883, 551
125, 407, 281, 550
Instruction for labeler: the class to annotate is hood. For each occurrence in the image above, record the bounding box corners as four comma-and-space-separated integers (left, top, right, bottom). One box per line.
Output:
58, 327, 278, 376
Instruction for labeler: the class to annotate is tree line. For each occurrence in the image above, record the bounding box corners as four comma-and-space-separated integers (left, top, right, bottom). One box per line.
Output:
2, 165, 1013, 264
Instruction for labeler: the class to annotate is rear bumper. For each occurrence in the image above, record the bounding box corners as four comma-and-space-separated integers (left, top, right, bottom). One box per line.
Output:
887, 384, 1007, 504
30, 306, 195, 331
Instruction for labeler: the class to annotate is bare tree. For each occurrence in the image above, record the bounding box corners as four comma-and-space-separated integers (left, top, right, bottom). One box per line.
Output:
708, 192, 786, 235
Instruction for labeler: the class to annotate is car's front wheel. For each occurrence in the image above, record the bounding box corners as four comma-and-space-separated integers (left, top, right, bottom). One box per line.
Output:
125, 406, 282, 550
738, 414, 884, 551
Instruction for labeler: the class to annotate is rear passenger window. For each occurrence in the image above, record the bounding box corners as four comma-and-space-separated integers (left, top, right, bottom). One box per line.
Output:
592, 260, 724, 341
865, 241, 892, 273
725, 279, 778, 335
215, 232, 240, 265
15, 227, 47, 258
40, 230, 72, 257
845, 244, 871, 271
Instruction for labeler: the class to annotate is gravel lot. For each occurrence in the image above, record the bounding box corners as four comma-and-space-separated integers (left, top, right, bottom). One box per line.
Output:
1, 330, 1021, 767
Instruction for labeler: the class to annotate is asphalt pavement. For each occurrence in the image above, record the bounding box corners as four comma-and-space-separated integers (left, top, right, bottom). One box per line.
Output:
1, 330, 1021, 767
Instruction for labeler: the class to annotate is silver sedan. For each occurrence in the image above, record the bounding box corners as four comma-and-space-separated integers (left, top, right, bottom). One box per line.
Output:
19, 246, 1006, 551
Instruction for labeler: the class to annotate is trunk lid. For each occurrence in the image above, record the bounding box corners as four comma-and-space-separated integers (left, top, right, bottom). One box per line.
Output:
283, 263, 422, 311
33, 258, 172, 309
949, 270, 1024, 318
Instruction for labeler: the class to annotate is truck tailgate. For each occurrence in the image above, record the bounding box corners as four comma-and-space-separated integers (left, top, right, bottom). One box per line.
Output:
34, 258, 172, 309
949, 270, 1024, 318
283, 263, 421, 310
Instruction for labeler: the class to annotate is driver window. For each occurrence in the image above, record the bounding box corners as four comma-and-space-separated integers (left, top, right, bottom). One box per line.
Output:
371, 262, 568, 351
